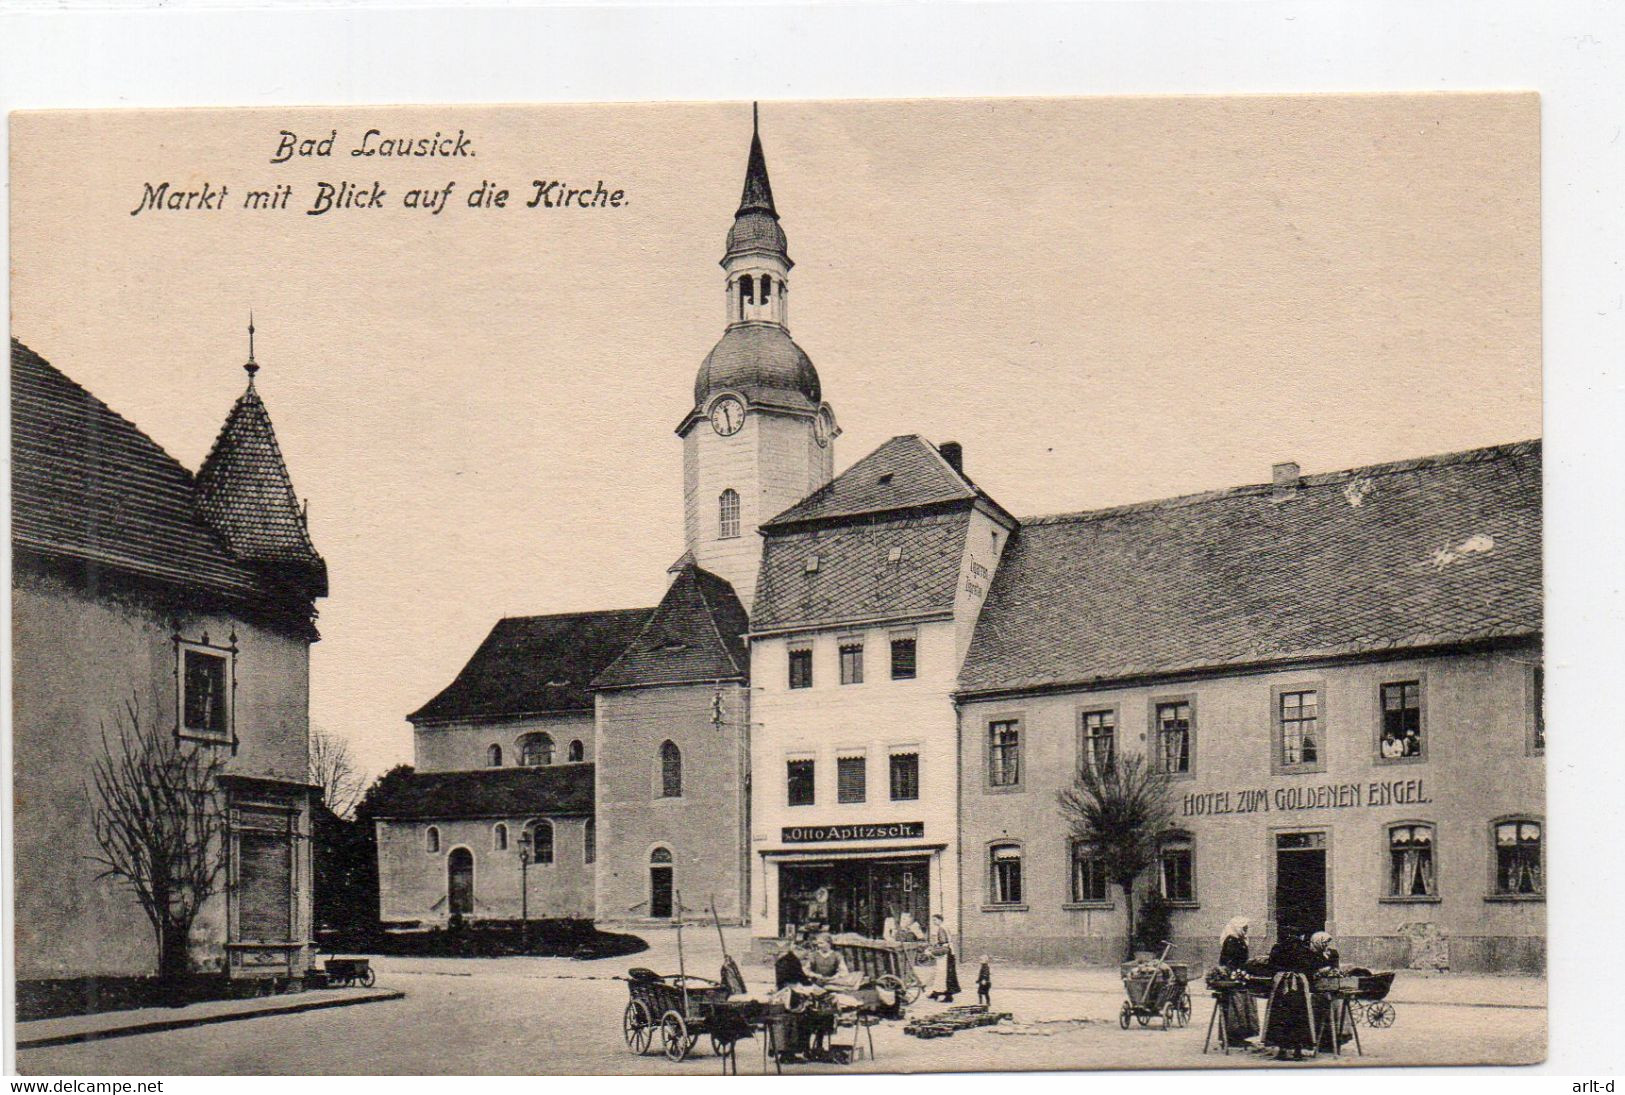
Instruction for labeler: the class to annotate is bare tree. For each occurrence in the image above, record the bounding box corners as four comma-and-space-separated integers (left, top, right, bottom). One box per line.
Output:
309, 726, 365, 819
1057, 753, 1175, 960
89, 697, 229, 983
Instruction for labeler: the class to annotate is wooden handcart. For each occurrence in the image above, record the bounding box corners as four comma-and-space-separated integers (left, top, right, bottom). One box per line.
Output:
1118, 946, 1191, 1030
322, 957, 376, 987
833, 936, 925, 1005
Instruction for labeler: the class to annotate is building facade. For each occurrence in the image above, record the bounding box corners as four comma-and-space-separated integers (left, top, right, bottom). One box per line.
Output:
746, 436, 1015, 953
12, 336, 327, 983
376, 112, 1543, 973
375, 610, 645, 925
954, 445, 1543, 972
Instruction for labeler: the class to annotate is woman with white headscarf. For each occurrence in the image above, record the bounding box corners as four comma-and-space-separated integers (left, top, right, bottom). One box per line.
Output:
1217, 917, 1260, 1044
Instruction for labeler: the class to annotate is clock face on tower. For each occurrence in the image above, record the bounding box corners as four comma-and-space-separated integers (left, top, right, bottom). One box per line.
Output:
710, 397, 745, 436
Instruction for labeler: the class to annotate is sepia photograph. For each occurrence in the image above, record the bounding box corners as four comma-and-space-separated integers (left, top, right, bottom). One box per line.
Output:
9, 90, 1545, 1075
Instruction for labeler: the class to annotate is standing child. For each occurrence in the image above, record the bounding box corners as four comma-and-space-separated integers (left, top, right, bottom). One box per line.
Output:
976, 955, 992, 1007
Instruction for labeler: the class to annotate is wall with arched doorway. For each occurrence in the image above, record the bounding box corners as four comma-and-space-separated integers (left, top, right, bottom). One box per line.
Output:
375, 815, 596, 925
594, 682, 750, 925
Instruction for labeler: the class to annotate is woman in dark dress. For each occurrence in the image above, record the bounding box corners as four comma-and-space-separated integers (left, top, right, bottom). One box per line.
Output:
1217, 917, 1260, 1045
1262, 930, 1319, 1059
925, 914, 962, 1002
1307, 931, 1350, 1053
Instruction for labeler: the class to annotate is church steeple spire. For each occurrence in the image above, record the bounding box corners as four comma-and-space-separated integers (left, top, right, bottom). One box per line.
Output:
723, 104, 791, 326
736, 103, 777, 218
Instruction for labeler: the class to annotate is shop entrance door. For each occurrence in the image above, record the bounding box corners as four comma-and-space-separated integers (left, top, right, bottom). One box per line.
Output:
1274, 831, 1327, 938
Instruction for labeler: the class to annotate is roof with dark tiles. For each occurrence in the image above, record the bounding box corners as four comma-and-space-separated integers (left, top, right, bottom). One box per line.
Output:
11, 338, 323, 608
195, 379, 326, 595
408, 608, 652, 723
753, 510, 973, 632
762, 435, 979, 531
592, 564, 748, 689
958, 440, 1542, 697
366, 763, 594, 821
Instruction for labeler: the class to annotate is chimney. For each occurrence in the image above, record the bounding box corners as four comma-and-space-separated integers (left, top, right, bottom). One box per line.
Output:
939, 441, 965, 477
1272, 461, 1301, 502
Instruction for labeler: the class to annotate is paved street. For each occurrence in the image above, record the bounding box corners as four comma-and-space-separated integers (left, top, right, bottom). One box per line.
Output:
17, 929, 1545, 1075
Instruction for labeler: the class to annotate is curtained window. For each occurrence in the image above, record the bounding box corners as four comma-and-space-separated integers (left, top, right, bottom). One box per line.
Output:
988, 720, 1021, 787
1387, 823, 1436, 897
1279, 690, 1320, 767
1493, 819, 1542, 896
1070, 841, 1109, 903
990, 844, 1024, 905
1081, 709, 1115, 774
1159, 831, 1195, 903
1156, 701, 1192, 775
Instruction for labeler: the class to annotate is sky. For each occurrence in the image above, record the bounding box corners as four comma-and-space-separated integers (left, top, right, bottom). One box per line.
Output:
9, 95, 1541, 786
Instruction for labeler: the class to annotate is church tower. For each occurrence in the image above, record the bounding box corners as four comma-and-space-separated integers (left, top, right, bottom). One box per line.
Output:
678, 108, 838, 613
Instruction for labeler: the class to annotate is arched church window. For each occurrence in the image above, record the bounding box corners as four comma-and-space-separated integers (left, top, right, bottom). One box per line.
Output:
486, 743, 502, 767
568, 739, 585, 763
740, 274, 755, 305
719, 489, 740, 539
761, 275, 772, 301
529, 819, 554, 864
660, 740, 683, 798
518, 732, 554, 767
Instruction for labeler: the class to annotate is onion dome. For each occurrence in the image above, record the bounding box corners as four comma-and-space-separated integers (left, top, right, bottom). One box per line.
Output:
694, 323, 821, 409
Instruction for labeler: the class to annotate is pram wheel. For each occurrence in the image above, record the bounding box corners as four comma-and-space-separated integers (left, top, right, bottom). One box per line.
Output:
1366, 1001, 1395, 1028
1119, 1002, 1132, 1029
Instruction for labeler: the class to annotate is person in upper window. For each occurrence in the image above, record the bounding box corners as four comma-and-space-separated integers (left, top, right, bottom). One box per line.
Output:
1403, 729, 1421, 757
1381, 734, 1405, 759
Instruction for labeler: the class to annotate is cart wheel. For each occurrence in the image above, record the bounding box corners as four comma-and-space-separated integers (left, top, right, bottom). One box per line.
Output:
1136, 1011, 1150, 1028
623, 1000, 653, 1052
1366, 1001, 1395, 1028
360, 967, 377, 988
1119, 1002, 1132, 1029
660, 1011, 693, 1062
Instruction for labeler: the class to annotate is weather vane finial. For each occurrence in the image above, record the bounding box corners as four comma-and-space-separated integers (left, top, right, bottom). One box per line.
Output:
753, 101, 759, 136
245, 311, 259, 380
